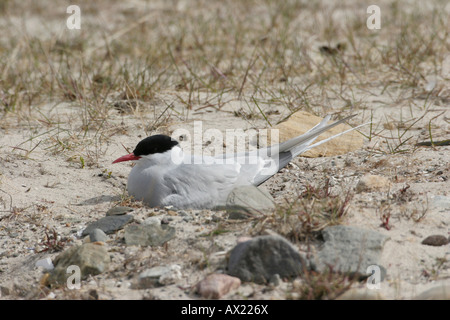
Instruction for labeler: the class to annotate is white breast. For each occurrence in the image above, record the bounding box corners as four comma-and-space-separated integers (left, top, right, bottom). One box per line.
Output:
127, 148, 182, 206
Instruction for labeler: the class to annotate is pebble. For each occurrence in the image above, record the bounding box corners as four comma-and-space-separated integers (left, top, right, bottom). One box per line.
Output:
35, 257, 54, 271
226, 185, 275, 219
143, 217, 161, 226
227, 235, 306, 284
138, 265, 182, 288
81, 214, 134, 236
47, 243, 110, 286
106, 206, 134, 216
430, 195, 450, 212
89, 228, 108, 243
312, 225, 389, 280
47, 292, 56, 299
421, 235, 449, 246
124, 223, 176, 247
159, 265, 182, 285
196, 273, 241, 299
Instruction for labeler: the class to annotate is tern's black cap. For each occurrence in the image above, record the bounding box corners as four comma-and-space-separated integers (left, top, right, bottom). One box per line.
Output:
133, 135, 179, 156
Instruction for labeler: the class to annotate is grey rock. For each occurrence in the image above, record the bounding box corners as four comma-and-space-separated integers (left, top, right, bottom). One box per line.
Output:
89, 228, 108, 243
421, 235, 449, 246
312, 225, 389, 280
35, 257, 54, 271
430, 195, 450, 212
227, 235, 306, 284
82, 215, 134, 236
159, 265, 182, 285
124, 223, 175, 247
143, 217, 161, 226
226, 185, 275, 219
48, 243, 110, 286
106, 206, 134, 216
138, 265, 182, 288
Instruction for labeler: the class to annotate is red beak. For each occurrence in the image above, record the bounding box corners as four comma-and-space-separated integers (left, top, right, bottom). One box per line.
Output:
112, 153, 141, 164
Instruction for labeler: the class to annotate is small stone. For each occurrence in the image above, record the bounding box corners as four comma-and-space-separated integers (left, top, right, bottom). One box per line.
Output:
159, 265, 182, 285
430, 195, 450, 212
312, 225, 389, 280
35, 257, 54, 271
82, 215, 134, 236
421, 235, 449, 246
138, 265, 182, 288
227, 235, 306, 284
89, 229, 108, 243
143, 217, 161, 226
226, 185, 275, 219
356, 174, 390, 193
106, 206, 134, 216
196, 274, 241, 299
124, 223, 175, 247
48, 243, 110, 286
47, 292, 56, 299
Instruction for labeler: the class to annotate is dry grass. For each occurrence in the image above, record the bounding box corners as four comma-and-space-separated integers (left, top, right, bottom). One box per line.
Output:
1, 1, 448, 144
253, 177, 353, 242
289, 267, 358, 300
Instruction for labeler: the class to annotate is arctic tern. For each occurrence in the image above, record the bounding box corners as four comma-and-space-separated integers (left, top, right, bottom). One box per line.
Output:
113, 114, 365, 209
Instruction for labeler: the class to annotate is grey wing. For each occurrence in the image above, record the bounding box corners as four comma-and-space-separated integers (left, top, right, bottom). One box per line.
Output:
251, 150, 293, 186
214, 149, 292, 186
160, 161, 241, 209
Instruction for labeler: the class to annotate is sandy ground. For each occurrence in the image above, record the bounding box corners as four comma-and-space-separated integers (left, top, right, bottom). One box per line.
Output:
0, 98, 448, 300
